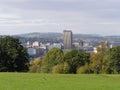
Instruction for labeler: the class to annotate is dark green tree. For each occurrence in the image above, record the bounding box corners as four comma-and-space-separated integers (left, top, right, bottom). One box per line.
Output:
0, 36, 29, 72
105, 46, 120, 74
64, 49, 90, 74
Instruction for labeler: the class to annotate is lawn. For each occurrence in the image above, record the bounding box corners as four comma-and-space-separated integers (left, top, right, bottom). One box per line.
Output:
0, 73, 120, 90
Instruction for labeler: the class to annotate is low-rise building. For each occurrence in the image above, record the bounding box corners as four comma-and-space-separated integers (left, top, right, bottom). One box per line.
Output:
48, 43, 62, 50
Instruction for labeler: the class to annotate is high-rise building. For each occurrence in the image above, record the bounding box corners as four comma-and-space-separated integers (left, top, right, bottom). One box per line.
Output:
63, 30, 73, 49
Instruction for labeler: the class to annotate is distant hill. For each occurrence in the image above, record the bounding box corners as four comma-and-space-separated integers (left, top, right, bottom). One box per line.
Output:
15, 32, 103, 39
12, 32, 108, 43
16, 32, 62, 38
105, 36, 120, 38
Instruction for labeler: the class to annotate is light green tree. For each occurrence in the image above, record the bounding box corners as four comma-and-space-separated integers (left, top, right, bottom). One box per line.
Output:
90, 41, 108, 74
29, 58, 42, 73
41, 48, 64, 73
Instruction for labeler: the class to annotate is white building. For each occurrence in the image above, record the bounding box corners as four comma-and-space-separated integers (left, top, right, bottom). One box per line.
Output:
93, 47, 98, 53
32, 41, 40, 47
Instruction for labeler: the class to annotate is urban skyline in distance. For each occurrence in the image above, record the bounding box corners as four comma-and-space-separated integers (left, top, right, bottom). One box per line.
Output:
0, 0, 120, 35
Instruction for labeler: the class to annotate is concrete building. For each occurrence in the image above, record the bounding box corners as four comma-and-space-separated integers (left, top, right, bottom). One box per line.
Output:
27, 47, 46, 60
63, 30, 73, 49
27, 48, 37, 56
48, 43, 62, 50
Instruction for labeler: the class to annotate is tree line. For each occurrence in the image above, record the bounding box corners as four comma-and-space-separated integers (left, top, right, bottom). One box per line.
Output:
0, 36, 120, 74
30, 42, 120, 74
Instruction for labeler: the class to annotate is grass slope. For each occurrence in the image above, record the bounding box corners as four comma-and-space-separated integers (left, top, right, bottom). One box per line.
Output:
0, 73, 120, 90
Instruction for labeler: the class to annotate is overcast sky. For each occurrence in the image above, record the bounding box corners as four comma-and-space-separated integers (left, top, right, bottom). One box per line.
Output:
0, 0, 120, 35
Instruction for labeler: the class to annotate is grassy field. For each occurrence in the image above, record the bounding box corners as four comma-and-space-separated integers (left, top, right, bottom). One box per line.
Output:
0, 73, 120, 90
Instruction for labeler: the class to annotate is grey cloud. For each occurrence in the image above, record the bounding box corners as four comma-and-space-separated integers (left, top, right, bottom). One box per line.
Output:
2, 0, 120, 20
0, 0, 120, 35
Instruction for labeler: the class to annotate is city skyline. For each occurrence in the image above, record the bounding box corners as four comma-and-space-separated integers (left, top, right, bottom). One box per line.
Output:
0, 0, 120, 35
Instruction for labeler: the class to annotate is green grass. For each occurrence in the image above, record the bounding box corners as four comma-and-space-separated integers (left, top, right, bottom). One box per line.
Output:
0, 73, 120, 90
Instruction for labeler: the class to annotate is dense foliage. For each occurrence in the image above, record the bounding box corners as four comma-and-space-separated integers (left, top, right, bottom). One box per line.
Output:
1, 36, 120, 74
104, 46, 120, 74
30, 43, 120, 74
40, 48, 90, 74
41, 48, 64, 73
0, 36, 29, 72
29, 58, 42, 73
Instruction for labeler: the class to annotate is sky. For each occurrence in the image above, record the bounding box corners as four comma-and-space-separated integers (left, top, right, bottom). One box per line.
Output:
0, 0, 120, 35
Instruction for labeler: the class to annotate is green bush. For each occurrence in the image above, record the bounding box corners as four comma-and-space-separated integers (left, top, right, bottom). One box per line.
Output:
41, 48, 64, 73
62, 62, 70, 74
29, 58, 42, 73
52, 64, 63, 74
41, 65, 50, 73
29, 65, 38, 73
77, 64, 92, 74
52, 62, 70, 74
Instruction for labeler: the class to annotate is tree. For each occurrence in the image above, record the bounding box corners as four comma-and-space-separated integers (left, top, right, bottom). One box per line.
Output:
77, 64, 92, 74
52, 62, 70, 74
90, 52, 105, 74
90, 41, 108, 74
0, 36, 29, 72
41, 48, 64, 73
105, 46, 120, 74
64, 49, 90, 74
29, 58, 42, 73
96, 41, 109, 52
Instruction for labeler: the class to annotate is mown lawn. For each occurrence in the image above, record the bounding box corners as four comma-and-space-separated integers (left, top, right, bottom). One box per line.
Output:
0, 73, 120, 90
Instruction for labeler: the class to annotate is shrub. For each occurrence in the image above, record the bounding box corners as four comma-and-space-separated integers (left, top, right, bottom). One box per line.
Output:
52, 62, 70, 74
29, 58, 42, 73
62, 62, 70, 74
52, 64, 63, 74
29, 65, 38, 73
77, 64, 92, 74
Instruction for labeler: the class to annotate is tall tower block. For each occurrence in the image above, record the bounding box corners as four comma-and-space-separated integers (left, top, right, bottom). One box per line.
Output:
63, 30, 73, 49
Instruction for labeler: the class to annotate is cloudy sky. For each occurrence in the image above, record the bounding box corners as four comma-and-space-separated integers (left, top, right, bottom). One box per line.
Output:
0, 0, 120, 35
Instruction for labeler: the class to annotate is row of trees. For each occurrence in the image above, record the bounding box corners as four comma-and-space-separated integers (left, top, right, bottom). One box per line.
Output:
29, 43, 120, 74
0, 36, 120, 74
29, 48, 90, 74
